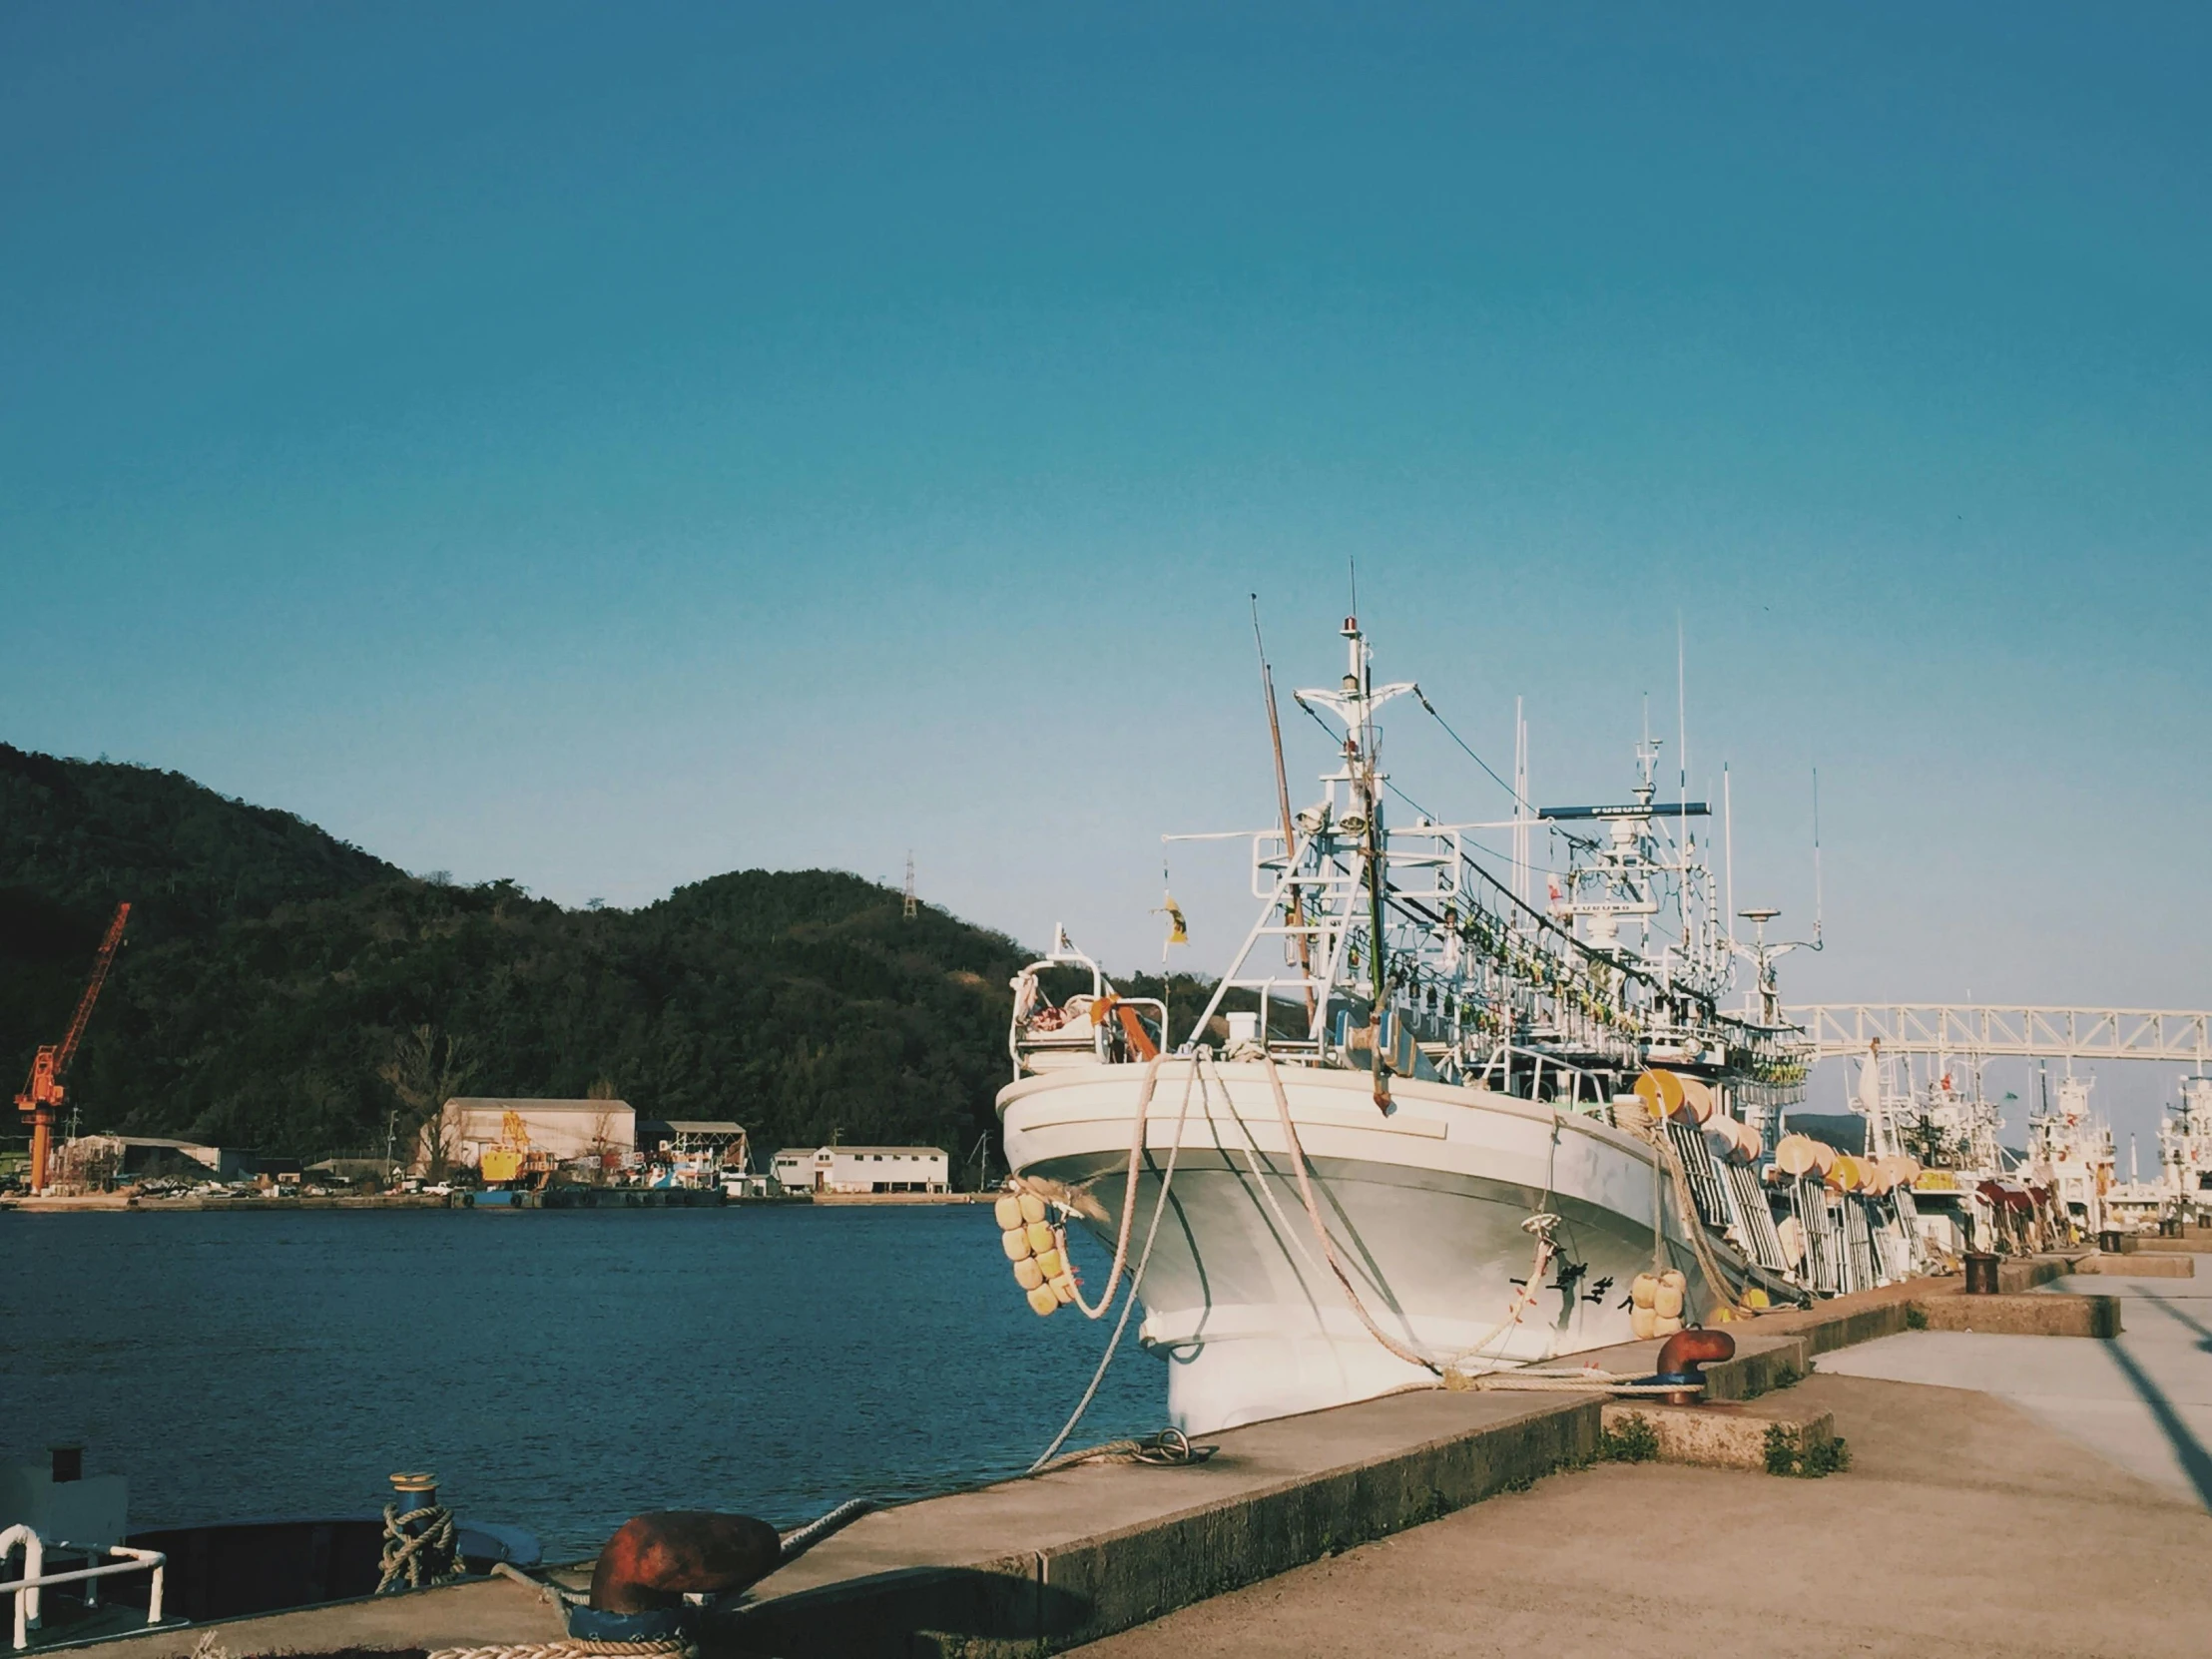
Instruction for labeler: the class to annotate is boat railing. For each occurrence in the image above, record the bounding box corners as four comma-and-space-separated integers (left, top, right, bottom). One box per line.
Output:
1465, 1044, 1619, 1113
1009, 932, 1171, 1074
1, 1524, 166, 1650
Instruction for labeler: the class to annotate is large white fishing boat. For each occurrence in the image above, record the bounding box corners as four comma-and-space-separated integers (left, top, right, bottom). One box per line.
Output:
2108, 1072, 2212, 1226
2160, 1075, 2212, 1219
1853, 1052, 2033, 1259
992, 616, 1862, 1431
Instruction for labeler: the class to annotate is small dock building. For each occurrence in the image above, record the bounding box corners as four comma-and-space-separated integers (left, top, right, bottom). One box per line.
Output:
771, 1145, 949, 1194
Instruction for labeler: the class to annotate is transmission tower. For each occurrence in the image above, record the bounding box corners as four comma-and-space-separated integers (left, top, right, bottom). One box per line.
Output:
902, 851, 917, 919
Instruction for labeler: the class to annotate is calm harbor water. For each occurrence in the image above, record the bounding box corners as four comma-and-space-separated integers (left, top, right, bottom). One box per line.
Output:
0, 1206, 1164, 1560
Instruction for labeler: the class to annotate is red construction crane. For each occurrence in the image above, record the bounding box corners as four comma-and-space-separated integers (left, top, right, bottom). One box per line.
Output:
15, 901, 131, 1194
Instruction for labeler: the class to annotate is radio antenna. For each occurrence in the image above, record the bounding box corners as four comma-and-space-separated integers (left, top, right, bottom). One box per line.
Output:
1252, 594, 1316, 1020
1723, 763, 1736, 950
1811, 766, 1825, 947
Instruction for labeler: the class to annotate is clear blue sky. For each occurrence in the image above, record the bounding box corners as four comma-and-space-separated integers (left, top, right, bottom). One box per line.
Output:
6, 4, 2208, 1136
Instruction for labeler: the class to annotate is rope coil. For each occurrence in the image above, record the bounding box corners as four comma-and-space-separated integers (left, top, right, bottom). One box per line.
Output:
378, 1502, 464, 1594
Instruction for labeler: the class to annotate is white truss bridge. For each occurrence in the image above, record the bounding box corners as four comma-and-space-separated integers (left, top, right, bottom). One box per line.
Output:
1786, 1005, 2212, 1065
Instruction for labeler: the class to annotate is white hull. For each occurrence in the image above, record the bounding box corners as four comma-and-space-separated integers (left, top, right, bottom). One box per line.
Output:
999, 1058, 1708, 1431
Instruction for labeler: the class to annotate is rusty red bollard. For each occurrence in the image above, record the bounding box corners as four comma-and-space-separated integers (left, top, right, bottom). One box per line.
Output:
566, 1511, 783, 1641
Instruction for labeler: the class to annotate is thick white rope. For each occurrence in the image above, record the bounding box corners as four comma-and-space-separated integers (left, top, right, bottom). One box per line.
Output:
1432, 1218, 1559, 1377
1252, 1053, 1441, 1375
1027, 1058, 1197, 1472
1062, 1051, 1168, 1319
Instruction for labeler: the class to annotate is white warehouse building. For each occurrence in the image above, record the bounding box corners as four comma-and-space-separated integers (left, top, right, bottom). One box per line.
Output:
772, 1145, 948, 1194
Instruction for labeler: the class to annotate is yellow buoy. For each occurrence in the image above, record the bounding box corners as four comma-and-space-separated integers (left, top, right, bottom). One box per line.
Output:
1018, 1191, 1049, 1225
1025, 1285, 1058, 1317
1002, 1228, 1032, 1261
1654, 1283, 1685, 1320
1635, 1069, 1687, 1120
1630, 1306, 1659, 1341
1745, 1287, 1771, 1310
1653, 1314, 1684, 1338
1049, 1274, 1076, 1305
1660, 1268, 1686, 1292
1034, 1248, 1064, 1280
1631, 1272, 1659, 1310
1810, 1141, 1838, 1177
1013, 1257, 1044, 1291
994, 1195, 1024, 1230
1024, 1220, 1055, 1255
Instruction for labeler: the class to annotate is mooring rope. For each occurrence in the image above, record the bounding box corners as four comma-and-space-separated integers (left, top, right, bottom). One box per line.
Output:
777, 1497, 877, 1562
1644, 1119, 1762, 1321
1253, 1053, 1440, 1374
1064, 1050, 1168, 1320
1027, 1056, 1198, 1472
1432, 1213, 1561, 1379
1030, 1426, 1210, 1475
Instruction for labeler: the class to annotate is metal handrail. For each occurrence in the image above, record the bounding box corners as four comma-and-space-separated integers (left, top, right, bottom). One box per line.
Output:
1, 1527, 166, 1651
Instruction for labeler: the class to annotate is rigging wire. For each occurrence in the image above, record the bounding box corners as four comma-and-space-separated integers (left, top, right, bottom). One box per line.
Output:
1414, 690, 1534, 814
1290, 674, 1760, 1036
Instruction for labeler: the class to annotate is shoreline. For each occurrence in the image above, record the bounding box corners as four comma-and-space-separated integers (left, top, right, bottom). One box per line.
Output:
0, 1189, 993, 1213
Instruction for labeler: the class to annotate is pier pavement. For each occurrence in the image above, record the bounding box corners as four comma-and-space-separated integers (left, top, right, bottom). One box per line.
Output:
1076, 1258, 2212, 1659
1819, 1267, 2212, 1511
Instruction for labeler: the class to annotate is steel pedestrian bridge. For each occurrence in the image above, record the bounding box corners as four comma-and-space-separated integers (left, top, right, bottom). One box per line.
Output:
1785, 1004, 2212, 1065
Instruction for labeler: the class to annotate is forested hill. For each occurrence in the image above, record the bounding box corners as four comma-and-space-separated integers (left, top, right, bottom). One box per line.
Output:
0, 744, 1036, 1164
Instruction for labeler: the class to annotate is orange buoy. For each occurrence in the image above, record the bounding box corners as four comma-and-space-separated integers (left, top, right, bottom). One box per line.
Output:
1677, 1075, 1716, 1125
1774, 1135, 1820, 1178
1776, 1215, 1807, 1269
